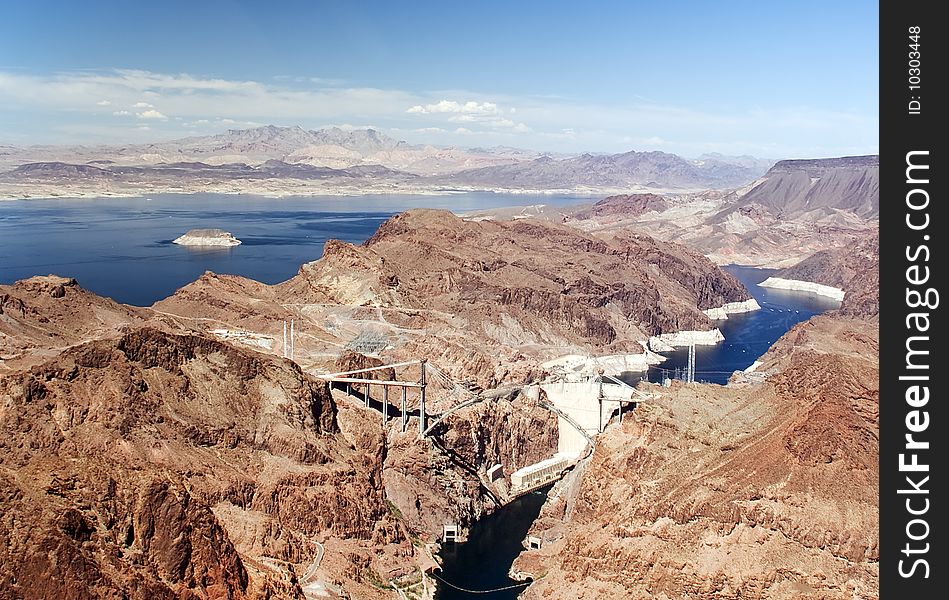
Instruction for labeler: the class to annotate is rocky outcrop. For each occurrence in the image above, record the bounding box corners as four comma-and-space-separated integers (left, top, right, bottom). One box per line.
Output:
572, 193, 669, 220
0, 326, 412, 599
433, 392, 560, 478
776, 231, 879, 317
0, 275, 149, 373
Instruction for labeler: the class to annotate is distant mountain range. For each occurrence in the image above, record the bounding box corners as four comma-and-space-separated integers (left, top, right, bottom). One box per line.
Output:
441, 149, 769, 190
0, 125, 775, 196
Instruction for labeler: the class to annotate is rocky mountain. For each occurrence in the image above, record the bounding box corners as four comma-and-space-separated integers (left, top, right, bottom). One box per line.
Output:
0, 275, 150, 374
270, 209, 750, 386
444, 150, 769, 190
0, 125, 533, 175
721, 155, 880, 220
571, 193, 669, 220
0, 325, 399, 598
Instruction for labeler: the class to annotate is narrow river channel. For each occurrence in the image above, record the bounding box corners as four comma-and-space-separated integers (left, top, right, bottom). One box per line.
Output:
435, 487, 551, 599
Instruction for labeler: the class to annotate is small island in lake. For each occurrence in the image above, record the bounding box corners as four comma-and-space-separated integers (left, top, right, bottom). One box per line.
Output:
172, 228, 241, 247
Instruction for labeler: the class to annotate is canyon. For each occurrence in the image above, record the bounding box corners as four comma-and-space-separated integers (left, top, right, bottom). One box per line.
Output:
0, 151, 879, 599
511, 239, 879, 598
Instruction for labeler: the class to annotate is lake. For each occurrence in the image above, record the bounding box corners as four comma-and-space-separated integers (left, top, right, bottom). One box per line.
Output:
0, 193, 588, 306
632, 264, 841, 385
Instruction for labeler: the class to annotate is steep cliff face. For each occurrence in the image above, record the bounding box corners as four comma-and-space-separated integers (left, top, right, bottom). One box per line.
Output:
514, 314, 879, 599
0, 327, 409, 599
434, 392, 560, 479
729, 156, 879, 219
382, 391, 560, 537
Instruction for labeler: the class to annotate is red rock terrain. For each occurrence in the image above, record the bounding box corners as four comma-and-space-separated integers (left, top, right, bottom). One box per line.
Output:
776, 230, 879, 318
571, 193, 669, 220
0, 275, 149, 374
0, 208, 876, 599
512, 313, 878, 599
562, 157, 879, 268
512, 245, 880, 599
0, 325, 420, 599
270, 209, 750, 387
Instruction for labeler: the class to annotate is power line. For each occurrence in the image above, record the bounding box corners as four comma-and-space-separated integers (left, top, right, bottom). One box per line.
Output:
429, 570, 532, 594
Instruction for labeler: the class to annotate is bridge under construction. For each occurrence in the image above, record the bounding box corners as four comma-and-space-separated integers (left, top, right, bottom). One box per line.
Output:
312, 358, 657, 504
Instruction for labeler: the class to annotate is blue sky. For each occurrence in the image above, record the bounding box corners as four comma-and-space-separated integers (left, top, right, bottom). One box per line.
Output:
0, 0, 878, 158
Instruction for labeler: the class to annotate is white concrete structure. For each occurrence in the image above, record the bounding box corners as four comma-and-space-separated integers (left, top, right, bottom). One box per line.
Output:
541, 348, 665, 376
536, 379, 638, 454
510, 454, 572, 489
703, 298, 761, 320
649, 329, 724, 351
758, 277, 845, 301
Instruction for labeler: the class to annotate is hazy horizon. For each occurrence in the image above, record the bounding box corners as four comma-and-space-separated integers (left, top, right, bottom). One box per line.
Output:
1, 1, 878, 158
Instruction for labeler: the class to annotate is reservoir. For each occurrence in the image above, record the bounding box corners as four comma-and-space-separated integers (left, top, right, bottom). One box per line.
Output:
635, 265, 841, 385
0, 193, 586, 306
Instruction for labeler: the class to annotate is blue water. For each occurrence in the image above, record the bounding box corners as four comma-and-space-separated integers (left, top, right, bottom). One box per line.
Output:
630, 264, 841, 385
0, 193, 588, 306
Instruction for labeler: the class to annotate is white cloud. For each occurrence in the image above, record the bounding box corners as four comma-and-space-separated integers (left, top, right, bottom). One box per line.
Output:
408, 98, 530, 134
96, 100, 111, 106
132, 101, 154, 108
112, 110, 130, 116
407, 100, 499, 115
137, 109, 167, 120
